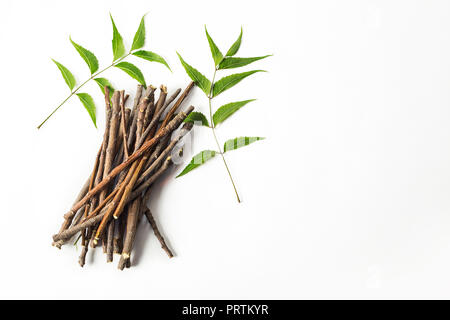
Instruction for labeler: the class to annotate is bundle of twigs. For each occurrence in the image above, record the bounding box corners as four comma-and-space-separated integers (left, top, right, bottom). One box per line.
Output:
52, 81, 195, 270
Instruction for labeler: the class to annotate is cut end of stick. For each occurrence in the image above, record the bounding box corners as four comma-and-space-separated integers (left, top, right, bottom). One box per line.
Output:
52, 240, 64, 249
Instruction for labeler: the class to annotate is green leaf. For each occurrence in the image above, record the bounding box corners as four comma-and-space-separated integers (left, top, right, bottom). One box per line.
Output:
177, 52, 211, 95
184, 112, 209, 127
213, 99, 255, 126
115, 61, 146, 87
133, 50, 171, 71
69, 37, 99, 74
205, 26, 223, 66
226, 27, 242, 57
218, 55, 271, 70
176, 150, 216, 178
212, 70, 265, 97
76, 93, 97, 128
110, 14, 126, 61
223, 137, 264, 153
94, 78, 114, 98
51, 59, 76, 91
131, 14, 146, 51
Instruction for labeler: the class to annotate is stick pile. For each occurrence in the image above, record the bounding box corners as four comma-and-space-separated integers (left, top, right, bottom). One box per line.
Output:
52, 81, 195, 270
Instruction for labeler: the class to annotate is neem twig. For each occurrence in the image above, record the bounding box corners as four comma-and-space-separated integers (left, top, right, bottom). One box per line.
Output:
127, 85, 143, 152
58, 107, 193, 221
53, 84, 195, 269
137, 122, 193, 186
143, 208, 173, 258
119, 91, 129, 159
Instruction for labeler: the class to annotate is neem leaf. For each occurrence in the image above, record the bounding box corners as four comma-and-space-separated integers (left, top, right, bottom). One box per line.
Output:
115, 61, 146, 87
70, 37, 99, 74
177, 52, 211, 95
133, 50, 171, 71
205, 26, 223, 66
213, 99, 255, 126
223, 137, 264, 153
184, 111, 210, 127
226, 27, 242, 57
94, 78, 114, 98
131, 14, 146, 51
76, 93, 97, 128
110, 14, 126, 61
218, 55, 271, 70
51, 59, 76, 91
176, 150, 216, 178
212, 70, 265, 97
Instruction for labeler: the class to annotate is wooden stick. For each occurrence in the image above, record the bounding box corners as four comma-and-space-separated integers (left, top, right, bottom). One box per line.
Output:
136, 85, 156, 142
118, 198, 141, 270
127, 85, 143, 152
81, 143, 102, 246
131, 156, 174, 199
57, 107, 194, 222
53, 153, 177, 243
143, 208, 173, 258
155, 85, 168, 114
119, 91, 129, 159
113, 215, 123, 254
163, 88, 182, 112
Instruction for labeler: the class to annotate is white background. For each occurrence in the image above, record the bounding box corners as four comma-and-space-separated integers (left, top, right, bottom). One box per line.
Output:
1, 0, 450, 299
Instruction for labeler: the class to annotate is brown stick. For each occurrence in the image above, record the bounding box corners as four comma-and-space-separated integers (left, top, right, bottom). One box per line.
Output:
131, 156, 174, 198
98, 107, 193, 232
103, 91, 121, 181
78, 243, 89, 267
92, 166, 135, 244
118, 198, 141, 270
163, 88, 182, 111
127, 85, 143, 152
143, 100, 155, 129
113, 215, 124, 254
143, 208, 173, 258
160, 81, 194, 129
155, 85, 168, 114
136, 85, 156, 142
94, 86, 113, 195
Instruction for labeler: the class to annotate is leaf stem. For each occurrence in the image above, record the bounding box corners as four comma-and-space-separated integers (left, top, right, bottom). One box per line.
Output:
37, 53, 131, 129
208, 68, 241, 203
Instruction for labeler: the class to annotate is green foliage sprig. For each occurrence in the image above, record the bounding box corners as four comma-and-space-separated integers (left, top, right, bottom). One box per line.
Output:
177, 26, 270, 202
37, 14, 171, 129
